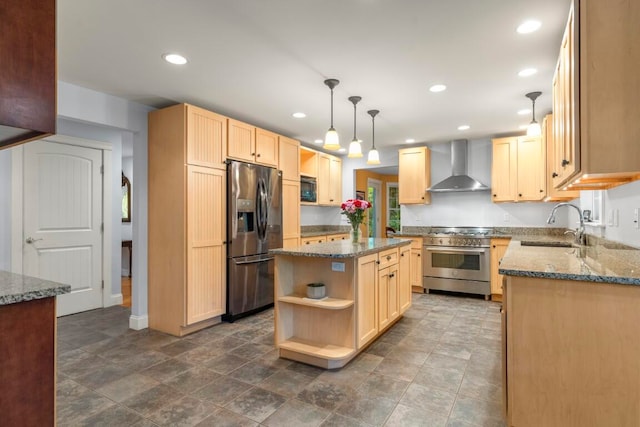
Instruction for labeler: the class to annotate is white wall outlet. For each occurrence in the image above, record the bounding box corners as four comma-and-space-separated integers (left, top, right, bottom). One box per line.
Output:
503, 213, 509, 222
331, 262, 345, 272
634, 208, 639, 229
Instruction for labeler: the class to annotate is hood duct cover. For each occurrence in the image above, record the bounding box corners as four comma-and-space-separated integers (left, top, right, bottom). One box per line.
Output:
427, 139, 490, 193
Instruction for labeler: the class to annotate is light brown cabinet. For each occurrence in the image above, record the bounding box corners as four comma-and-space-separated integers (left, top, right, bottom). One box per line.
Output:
551, 0, 640, 190
254, 127, 279, 167
301, 236, 327, 246
318, 153, 342, 206
491, 136, 545, 202
399, 245, 412, 314
543, 114, 579, 201
300, 146, 319, 178
357, 253, 379, 349
0, 0, 56, 149
378, 248, 400, 330
398, 147, 431, 204
279, 136, 300, 180
282, 179, 301, 249
490, 237, 510, 300
408, 238, 423, 292
227, 120, 279, 167
148, 103, 227, 336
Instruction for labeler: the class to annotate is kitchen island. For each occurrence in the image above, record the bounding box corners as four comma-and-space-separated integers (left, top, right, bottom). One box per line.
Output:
499, 240, 640, 427
0, 271, 70, 426
270, 238, 411, 369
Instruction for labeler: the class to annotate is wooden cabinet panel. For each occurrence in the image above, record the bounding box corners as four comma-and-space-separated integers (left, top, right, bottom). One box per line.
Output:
490, 238, 510, 298
491, 137, 517, 202
300, 147, 318, 177
516, 137, 545, 201
398, 147, 431, 204
388, 264, 400, 323
357, 253, 379, 348
318, 153, 342, 206
543, 114, 579, 201
399, 245, 411, 314
301, 236, 327, 246
282, 237, 300, 248
186, 166, 226, 324
227, 119, 255, 162
378, 267, 391, 330
0, 0, 56, 149
410, 249, 422, 289
255, 127, 279, 167
282, 179, 300, 244
326, 233, 349, 242
279, 136, 300, 180
186, 105, 227, 169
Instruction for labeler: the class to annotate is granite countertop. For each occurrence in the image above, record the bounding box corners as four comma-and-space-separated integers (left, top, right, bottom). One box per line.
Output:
270, 237, 411, 258
300, 226, 351, 238
499, 239, 640, 286
0, 270, 71, 306
396, 226, 569, 239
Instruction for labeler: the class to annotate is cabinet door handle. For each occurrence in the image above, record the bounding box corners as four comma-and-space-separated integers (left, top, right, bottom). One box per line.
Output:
539, 189, 543, 193
417, 254, 420, 257
376, 260, 380, 264
389, 273, 395, 278
492, 245, 496, 248
251, 153, 256, 156
401, 253, 405, 257
552, 172, 558, 178
518, 193, 522, 197
421, 196, 425, 200
256, 153, 261, 157
562, 159, 570, 166
386, 255, 391, 261
493, 194, 497, 197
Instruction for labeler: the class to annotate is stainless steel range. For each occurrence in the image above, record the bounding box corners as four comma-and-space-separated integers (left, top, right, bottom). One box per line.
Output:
423, 227, 491, 299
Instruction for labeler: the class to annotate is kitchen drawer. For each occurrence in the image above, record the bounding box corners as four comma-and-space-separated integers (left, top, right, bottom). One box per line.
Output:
378, 248, 399, 269
326, 233, 349, 242
409, 237, 423, 250
301, 236, 327, 245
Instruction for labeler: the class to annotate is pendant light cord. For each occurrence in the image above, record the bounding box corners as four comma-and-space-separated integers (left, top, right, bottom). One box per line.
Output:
371, 115, 376, 149
330, 88, 334, 128
353, 102, 357, 141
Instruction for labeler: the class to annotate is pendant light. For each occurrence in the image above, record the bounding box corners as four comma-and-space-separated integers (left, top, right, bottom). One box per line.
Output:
347, 96, 363, 158
366, 109, 380, 165
323, 79, 340, 150
525, 91, 542, 136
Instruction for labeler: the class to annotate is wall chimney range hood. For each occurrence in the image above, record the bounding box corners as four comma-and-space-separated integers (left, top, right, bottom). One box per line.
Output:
427, 139, 490, 193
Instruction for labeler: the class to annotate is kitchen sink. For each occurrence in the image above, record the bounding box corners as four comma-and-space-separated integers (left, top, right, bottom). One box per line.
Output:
520, 240, 573, 248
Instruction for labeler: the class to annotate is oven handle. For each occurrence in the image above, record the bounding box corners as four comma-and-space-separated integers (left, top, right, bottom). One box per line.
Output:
423, 246, 487, 254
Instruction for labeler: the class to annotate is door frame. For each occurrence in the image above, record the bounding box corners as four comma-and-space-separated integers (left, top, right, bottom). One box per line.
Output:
11, 134, 114, 311
367, 178, 383, 238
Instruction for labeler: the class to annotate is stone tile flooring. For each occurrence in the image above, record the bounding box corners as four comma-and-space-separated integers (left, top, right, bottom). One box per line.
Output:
57, 293, 506, 426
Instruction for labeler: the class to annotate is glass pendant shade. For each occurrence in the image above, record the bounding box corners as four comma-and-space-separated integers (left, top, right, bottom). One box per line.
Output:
527, 121, 542, 136
324, 128, 340, 150
366, 109, 381, 165
367, 148, 380, 164
348, 140, 363, 157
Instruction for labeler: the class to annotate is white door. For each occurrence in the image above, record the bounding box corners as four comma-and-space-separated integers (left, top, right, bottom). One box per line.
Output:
23, 140, 104, 316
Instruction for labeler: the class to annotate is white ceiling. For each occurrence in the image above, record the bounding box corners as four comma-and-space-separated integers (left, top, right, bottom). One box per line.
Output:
57, 0, 571, 155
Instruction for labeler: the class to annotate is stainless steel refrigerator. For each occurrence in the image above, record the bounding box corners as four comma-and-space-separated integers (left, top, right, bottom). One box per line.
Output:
224, 160, 282, 322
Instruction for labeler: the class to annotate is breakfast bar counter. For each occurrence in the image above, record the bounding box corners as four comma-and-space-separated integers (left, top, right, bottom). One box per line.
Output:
270, 238, 411, 369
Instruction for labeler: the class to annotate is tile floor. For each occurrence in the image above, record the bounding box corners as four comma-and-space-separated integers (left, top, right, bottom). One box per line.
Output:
57, 293, 506, 426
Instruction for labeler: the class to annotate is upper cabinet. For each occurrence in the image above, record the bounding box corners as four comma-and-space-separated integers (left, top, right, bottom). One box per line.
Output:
318, 152, 342, 206
278, 136, 300, 180
186, 105, 227, 169
551, 0, 640, 190
491, 136, 545, 202
300, 146, 318, 178
227, 120, 279, 167
543, 114, 579, 201
398, 147, 431, 204
254, 128, 279, 167
0, 0, 56, 149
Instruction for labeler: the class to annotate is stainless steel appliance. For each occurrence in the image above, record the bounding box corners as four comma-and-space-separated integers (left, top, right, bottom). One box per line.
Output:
423, 227, 491, 299
225, 160, 282, 321
300, 175, 317, 202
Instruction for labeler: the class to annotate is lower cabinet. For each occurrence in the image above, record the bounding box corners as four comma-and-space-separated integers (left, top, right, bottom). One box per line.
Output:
408, 237, 423, 292
490, 238, 511, 300
399, 245, 412, 313
274, 243, 411, 369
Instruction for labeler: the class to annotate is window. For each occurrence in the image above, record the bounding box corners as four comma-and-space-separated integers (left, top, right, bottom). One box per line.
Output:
387, 183, 400, 231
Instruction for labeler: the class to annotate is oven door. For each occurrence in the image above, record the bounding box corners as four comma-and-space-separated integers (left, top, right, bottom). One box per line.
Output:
423, 246, 489, 282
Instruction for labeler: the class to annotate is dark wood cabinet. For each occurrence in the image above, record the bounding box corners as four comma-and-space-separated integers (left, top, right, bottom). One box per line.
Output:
0, 0, 56, 149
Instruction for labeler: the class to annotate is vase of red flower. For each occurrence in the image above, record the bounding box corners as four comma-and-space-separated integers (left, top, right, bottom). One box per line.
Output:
340, 198, 372, 243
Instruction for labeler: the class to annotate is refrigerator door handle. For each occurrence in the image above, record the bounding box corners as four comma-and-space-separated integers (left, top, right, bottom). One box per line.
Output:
256, 178, 268, 240
233, 257, 274, 265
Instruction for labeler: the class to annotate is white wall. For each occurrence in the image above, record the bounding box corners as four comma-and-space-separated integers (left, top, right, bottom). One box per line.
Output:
600, 180, 640, 247
121, 156, 133, 275
335, 139, 570, 229
0, 150, 11, 271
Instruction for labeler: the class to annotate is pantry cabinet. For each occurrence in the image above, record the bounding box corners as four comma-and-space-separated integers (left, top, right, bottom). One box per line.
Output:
398, 147, 431, 204
491, 136, 545, 202
318, 153, 342, 206
551, 0, 640, 190
148, 103, 227, 336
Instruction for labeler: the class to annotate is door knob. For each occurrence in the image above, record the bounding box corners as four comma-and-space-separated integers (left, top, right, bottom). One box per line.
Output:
25, 237, 43, 244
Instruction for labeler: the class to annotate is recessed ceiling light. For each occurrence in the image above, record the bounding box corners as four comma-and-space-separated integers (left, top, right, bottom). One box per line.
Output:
314, 139, 323, 144
162, 53, 188, 65
517, 20, 541, 34
429, 84, 447, 93
457, 125, 470, 131
518, 109, 531, 115
405, 138, 415, 143
292, 112, 306, 118
338, 148, 346, 153
518, 68, 538, 77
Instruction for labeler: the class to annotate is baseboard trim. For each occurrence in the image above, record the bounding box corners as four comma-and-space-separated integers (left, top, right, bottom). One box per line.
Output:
129, 314, 148, 330
107, 293, 123, 307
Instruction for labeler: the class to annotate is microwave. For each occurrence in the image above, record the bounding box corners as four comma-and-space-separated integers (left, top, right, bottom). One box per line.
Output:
300, 176, 317, 202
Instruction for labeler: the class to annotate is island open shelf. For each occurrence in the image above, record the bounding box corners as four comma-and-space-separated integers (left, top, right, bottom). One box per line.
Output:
271, 238, 412, 369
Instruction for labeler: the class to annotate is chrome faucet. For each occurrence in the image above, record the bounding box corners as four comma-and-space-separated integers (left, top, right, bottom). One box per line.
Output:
546, 202, 586, 245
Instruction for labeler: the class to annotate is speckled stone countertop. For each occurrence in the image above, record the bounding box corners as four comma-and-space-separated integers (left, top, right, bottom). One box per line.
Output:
499, 238, 640, 286
270, 238, 411, 258
397, 226, 569, 238
300, 225, 351, 238
0, 270, 71, 306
